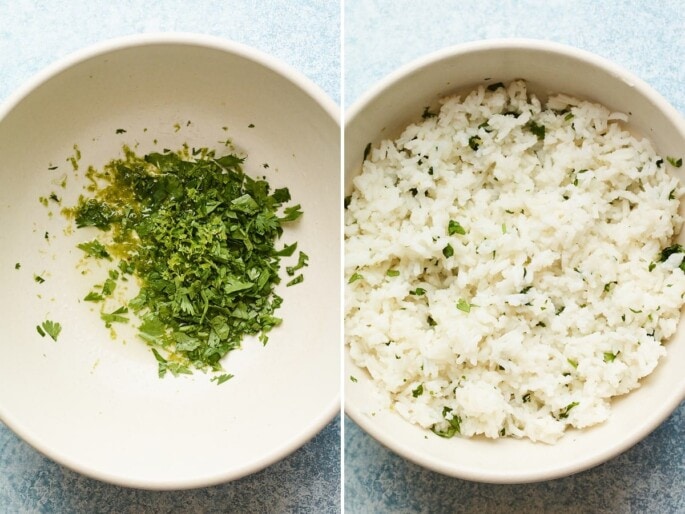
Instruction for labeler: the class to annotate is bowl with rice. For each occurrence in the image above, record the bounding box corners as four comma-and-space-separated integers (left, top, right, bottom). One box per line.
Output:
344, 39, 685, 482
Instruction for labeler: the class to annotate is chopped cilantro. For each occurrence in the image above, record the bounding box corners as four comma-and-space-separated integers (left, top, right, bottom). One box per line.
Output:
431, 406, 461, 438
421, 106, 437, 119
427, 315, 437, 327
38, 320, 61, 341
526, 121, 545, 140
667, 156, 682, 168
603, 351, 617, 363
456, 298, 471, 313
386, 269, 400, 277
34, 274, 45, 284
101, 306, 129, 327
348, 272, 363, 284
410, 287, 426, 296
567, 358, 578, 369
448, 220, 466, 236
84, 291, 104, 302
442, 243, 454, 258
658, 244, 684, 263
77, 240, 111, 260
468, 135, 482, 151
350, 375, 358, 383
564, 112, 574, 121
14, 263, 20, 270
558, 401, 579, 419
115, 128, 127, 134
412, 384, 424, 397
286, 274, 304, 287
68, 146, 305, 377
211, 373, 234, 385
286, 251, 309, 276
363, 142, 372, 161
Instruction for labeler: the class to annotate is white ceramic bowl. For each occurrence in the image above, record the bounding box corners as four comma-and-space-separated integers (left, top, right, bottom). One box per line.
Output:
0, 34, 340, 489
345, 39, 685, 483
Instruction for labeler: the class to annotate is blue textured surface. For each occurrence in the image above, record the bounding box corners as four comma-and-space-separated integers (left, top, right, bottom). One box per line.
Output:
0, 1, 340, 511
345, 1, 685, 512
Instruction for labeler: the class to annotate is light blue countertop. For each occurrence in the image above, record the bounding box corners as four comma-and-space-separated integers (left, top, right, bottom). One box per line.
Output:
0, 1, 340, 512
344, 1, 684, 513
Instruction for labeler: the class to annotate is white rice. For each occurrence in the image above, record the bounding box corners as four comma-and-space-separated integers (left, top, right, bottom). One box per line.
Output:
344, 80, 685, 443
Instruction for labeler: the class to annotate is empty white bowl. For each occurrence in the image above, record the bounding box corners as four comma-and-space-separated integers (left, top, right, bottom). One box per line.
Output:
0, 34, 340, 489
345, 39, 685, 483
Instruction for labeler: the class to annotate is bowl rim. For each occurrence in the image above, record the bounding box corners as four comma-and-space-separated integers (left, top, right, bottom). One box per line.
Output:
0, 32, 341, 490
344, 37, 685, 483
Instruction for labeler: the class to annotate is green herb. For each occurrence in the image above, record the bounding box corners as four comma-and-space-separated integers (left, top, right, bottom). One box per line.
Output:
348, 272, 364, 284
286, 251, 309, 276
276, 242, 298, 257
421, 106, 437, 119
38, 320, 61, 341
363, 142, 372, 161
603, 351, 617, 363
486, 82, 504, 91
115, 128, 127, 134
101, 278, 116, 296
478, 121, 493, 133
656, 158, 664, 168
558, 401, 579, 419
468, 135, 482, 151
410, 287, 426, 296
211, 373, 234, 385
101, 306, 129, 327
14, 263, 20, 270
456, 298, 471, 313
567, 358, 578, 369
658, 244, 684, 262
526, 121, 545, 140
412, 384, 424, 397
49, 192, 61, 203
34, 274, 45, 284
151, 348, 191, 378
68, 146, 306, 376
603, 281, 617, 292
427, 315, 437, 327
442, 244, 454, 258
448, 220, 466, 236
649, 262, 656, 272
248, 123, 255, 128
520, 286, 533, 294
667, 156, 683, 168
564, 112, 574, 121
431, 406, 461, 438
386, 269, 400, 277
77, 239, 111, 260
84, 291, 104, 302
501, 223, 507, 234
522, 393, 531, 403
669, 189, 676, 200
350, 375, 358, 383
286, 274, 304, 287
536, 321, 546, 327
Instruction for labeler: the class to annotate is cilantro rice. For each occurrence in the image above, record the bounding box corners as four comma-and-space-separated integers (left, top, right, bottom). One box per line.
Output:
345, 80, 685, 443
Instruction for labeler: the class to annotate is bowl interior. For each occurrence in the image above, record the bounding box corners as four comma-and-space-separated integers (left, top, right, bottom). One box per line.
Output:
0, 38, 340, 488
344, 40, 685, 483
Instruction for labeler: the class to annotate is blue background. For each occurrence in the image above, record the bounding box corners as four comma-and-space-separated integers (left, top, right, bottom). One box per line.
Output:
344, 1, 685, 513
0, 1, 340, 512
